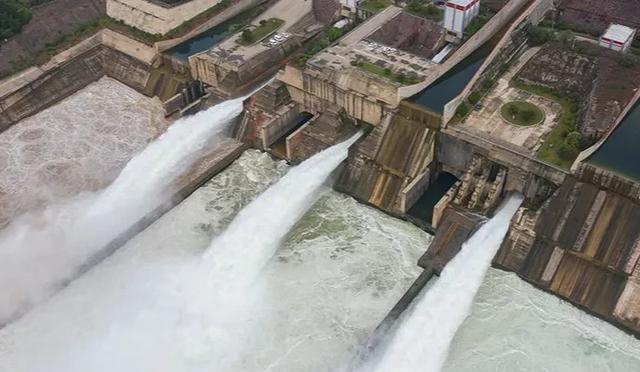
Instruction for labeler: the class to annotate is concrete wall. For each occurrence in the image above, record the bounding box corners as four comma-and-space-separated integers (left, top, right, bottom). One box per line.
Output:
439, 127, 568, 189
278, 65, 390, 126
441, 0, 554, 124
107, 0, 225, 34
260, 104, 300, 148
0, 0, 106, 78
0, 30, 154, 132
398, 0, 531, 100
155, 0, 264, 51
191, 38, 301, 93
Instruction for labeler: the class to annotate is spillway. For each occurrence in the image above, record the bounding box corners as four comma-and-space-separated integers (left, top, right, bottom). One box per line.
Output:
0, 95, 245, 326
0, 148, 430, 372
363, 195, 523, 372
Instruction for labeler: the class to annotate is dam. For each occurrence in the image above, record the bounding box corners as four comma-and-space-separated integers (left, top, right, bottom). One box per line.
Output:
1, 0, 640, 370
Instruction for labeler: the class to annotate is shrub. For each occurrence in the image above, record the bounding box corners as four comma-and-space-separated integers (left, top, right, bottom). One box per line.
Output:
241, 29, 254, 43
456, 102, 470, 118
0, 0, 32, 39
326, 26, 344, 42
526, 25, 554, 46
468, 91, 482, 105
558, 30, 575, 46
565, 131, 583, 149
621, 54, 640, 68
558, 141, 579, 160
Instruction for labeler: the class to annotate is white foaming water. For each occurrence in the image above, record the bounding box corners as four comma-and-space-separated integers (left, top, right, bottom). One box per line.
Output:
170, 132, 363, 369
364, 194, 523, 372
0, 134, 361, 372
202, 131, 362, 289
0, 145, 429, 372
0, 96, 246, 325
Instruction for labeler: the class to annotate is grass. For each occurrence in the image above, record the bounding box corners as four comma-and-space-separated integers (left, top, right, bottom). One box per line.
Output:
406, 0, 443, 21
164, 0, 231, 39
512, 78, 580, 169
360, 0, 392, 12
237, 18, 284, 45
464, 6, 495, 39
295, 26, 349, 67
500, 101, 544, 126
354, 61, 422, 85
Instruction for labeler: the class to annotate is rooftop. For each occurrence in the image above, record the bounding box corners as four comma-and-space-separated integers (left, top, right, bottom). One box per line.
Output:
307, 7, 444, 85
602, 23, 636, 42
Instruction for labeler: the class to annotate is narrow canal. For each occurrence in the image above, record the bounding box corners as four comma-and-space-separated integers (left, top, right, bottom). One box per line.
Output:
588, 102, 640, 182
167, 4, 269, 61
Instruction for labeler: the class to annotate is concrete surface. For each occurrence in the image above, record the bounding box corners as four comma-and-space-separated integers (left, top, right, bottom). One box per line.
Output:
456, 47, 562, 155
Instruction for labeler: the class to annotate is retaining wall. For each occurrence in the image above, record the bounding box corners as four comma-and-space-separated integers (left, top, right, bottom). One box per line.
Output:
107, 0, 225, 35
0, 30, 155, 133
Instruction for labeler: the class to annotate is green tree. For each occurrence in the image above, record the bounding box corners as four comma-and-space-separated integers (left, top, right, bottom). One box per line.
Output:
558, 30, 575, 47
456, 102, 470, 118
0, 0, 32, 39
565, 131, 583, 149
526, 25, 554, 46
241, 29, 254, 44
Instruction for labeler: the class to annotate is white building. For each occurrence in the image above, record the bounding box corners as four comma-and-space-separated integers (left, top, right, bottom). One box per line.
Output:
599, 23, 636, 53
339, 0, 359, 12
444, 0, 481, 39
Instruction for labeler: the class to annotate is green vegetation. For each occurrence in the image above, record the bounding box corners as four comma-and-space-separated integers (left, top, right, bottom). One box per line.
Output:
295, 26, 348, 67
621, 53, 640, 68
238, 18, 283, 45
525, 25, 555, 46
512, 79, 587, 168
406, 0, 443, 21
164, 0, 230, 39
455, 101, 470, 118
464, 6, 494, 39
500, 101, 544, 126
99, 17, 162, 44
3, 16, 162, 79
525, 25, 577, 48
0, 0, 32, 39
353, 60, 422, 85
360, 0, 392, 12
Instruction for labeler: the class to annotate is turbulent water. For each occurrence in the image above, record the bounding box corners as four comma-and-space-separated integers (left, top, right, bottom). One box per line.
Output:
0, 96, 245, 325
442, 269, 640, 372
0, 149, 429, 372
364, 195, 523, 372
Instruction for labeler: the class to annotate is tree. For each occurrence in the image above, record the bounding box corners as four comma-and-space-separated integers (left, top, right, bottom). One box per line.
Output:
558, 142, 579, 160
456, 102, 470, 118
0, 0, 32, 39
526, 25, 554, 46
565, 131, 583, 149
558, 30, 575, 47
241, 29, 254, 44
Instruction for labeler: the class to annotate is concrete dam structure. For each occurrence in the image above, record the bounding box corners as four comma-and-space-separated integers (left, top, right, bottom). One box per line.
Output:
237, 0, 640, 337
1, 0, 640, 370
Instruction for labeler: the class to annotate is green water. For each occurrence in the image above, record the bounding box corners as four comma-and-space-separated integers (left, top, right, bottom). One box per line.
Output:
409, 43, 491, 114
442, 269, 640, 372
167, 6, 265, 61
588, 102, 640, 183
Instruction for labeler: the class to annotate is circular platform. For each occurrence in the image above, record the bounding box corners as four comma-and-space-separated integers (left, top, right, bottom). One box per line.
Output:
500, 101, 545, 126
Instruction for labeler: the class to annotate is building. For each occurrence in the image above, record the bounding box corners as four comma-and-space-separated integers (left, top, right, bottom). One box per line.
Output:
599, 23, 636, 52
339, 0, 358, 11
444, 0, 481, 39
